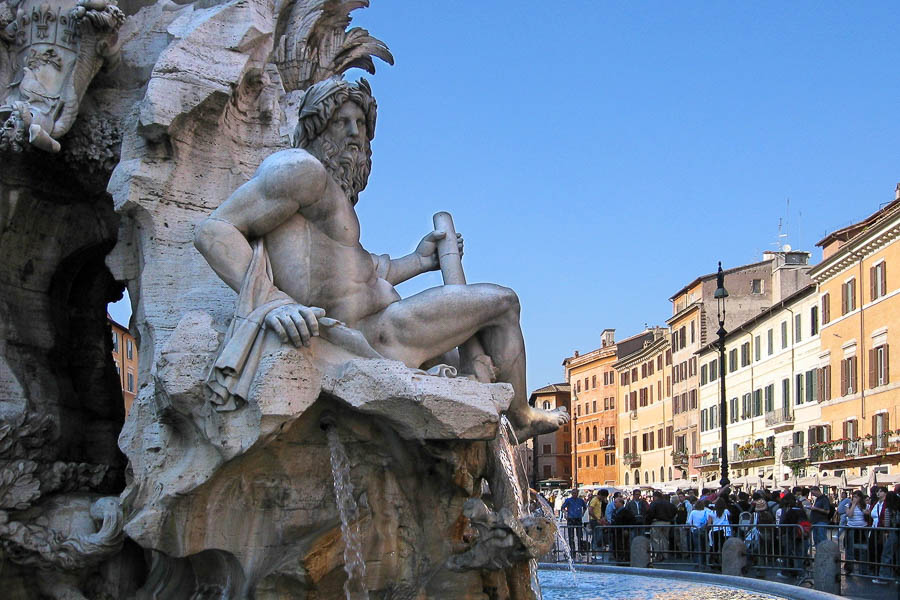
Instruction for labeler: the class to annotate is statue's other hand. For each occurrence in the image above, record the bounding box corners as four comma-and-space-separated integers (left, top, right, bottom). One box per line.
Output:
265, 304, 325, 347
415, 230, 463, 271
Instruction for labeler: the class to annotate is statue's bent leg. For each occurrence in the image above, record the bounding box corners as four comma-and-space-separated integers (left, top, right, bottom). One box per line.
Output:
359, 283, 569, 440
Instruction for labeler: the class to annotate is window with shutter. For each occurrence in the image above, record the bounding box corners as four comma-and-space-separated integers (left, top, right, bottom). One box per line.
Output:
840, 359, 848, 396
822, 293, 831, 324
869, 348, 877, 389
871, 265, 878, 302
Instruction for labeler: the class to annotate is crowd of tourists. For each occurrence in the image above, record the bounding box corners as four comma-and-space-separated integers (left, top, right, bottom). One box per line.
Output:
537, 483, 900, 584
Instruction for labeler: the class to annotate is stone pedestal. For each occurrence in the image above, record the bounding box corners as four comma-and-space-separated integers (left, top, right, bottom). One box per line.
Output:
630, 535, 650, 568
813, 539, 841, 595
721, 537, 747, 576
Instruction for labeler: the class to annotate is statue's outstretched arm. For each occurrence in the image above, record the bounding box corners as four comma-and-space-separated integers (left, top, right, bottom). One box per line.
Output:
373, 231, 464, 286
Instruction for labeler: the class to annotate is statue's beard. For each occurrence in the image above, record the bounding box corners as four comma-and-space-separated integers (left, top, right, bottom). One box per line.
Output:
308, 134, 371, 205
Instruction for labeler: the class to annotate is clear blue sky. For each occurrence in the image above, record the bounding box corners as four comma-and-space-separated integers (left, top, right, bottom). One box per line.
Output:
110, 1, 900, 392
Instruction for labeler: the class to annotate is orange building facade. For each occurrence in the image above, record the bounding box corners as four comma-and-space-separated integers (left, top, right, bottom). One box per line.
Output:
563, 329, 620, 486
109, 314, 138, 415
529, 384, 572, 488
615, 329, 675, 487
810, 194, 900, 479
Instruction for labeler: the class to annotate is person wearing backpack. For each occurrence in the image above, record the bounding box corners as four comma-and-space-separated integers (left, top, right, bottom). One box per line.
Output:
778, 493, 807, 578
749, 492, 775, 566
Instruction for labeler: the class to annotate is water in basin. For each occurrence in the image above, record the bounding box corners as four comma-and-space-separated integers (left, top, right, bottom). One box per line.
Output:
537, 568, 785, 600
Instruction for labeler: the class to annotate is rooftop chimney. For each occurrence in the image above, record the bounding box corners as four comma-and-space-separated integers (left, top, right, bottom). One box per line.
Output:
895, 182, 900, 201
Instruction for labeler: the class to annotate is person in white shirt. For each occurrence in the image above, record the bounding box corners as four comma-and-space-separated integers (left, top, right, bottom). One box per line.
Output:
845, 490, 869, 575
708, 497, 732, 569
868, 486, 889, 581
687, 499, 712, 570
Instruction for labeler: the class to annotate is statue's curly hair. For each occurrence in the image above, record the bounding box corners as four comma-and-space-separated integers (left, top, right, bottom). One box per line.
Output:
293, 77, 377, 149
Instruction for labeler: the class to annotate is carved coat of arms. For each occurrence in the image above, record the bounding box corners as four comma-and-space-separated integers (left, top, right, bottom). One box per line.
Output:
0, 0, 124, 152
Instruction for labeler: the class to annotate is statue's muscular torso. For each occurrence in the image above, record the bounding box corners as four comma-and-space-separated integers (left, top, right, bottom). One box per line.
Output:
259, 149, 400, 326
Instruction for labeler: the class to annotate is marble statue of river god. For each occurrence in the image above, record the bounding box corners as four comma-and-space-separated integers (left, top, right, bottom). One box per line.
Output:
194, 76, 569, 441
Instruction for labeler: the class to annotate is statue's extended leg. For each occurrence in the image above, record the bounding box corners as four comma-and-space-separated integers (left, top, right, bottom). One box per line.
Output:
358, 283, 569, 440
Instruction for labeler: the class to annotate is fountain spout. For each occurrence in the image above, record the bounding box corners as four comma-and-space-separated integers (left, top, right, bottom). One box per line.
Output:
320, 411, 337, 431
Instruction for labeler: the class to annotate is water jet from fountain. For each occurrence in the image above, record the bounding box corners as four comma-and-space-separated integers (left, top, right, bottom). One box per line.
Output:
325, 424, 368, 600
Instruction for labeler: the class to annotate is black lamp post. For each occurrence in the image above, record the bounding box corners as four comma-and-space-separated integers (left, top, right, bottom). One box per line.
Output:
571, 393, 578, 489
715, 262, 730, 488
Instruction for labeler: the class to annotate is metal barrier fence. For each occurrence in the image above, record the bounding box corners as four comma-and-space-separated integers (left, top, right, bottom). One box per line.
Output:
546, 521, 900, 587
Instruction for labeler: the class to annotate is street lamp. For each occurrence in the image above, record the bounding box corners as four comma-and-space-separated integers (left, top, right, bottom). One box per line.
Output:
571, 393, 578, 489
715, 262, 730, 488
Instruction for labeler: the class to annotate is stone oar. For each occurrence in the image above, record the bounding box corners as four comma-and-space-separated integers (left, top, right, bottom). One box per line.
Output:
432, 211, 497, 383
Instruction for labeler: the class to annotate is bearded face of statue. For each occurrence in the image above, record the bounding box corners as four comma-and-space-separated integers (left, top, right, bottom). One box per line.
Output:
306, 100, 372, 205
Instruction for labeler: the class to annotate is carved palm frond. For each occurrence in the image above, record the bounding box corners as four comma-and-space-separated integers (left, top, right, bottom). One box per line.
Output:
274, 0, 393, 92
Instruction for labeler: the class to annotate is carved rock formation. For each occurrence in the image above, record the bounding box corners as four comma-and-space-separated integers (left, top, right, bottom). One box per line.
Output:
0, 0, 550, 597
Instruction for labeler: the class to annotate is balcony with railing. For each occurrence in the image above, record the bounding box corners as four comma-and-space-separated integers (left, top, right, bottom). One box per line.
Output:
780, 444, 807, 463
623, 452, 641, 467
731, 442, 776, 465
689, 455, 701, 470
600, 435, 616, 449
810, 434, 900, 463
698, 454, 720, 469
672, 450, 688, 466
764, 408, 794, 432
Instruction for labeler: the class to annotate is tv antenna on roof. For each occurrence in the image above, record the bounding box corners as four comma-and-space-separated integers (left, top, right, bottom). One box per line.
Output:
773, 199, 792, 252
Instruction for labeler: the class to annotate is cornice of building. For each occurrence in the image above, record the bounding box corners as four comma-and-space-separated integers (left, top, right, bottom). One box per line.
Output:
107, 312, 129, 332
563, 345, 618, 369
529, 383, 571, 397
612, 335, 669, 370
693, 283, 817, 355
810, 213, 900, 282
668, 259, 772, 302
666, 300, 702, 325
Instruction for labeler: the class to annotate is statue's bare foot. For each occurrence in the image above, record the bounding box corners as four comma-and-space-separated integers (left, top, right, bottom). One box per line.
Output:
506, 406, 570, 442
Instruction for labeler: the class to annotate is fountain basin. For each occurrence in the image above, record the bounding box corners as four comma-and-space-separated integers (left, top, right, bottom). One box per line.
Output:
538, 564, 842, 600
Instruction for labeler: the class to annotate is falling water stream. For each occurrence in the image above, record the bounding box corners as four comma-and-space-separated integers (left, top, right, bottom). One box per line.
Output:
326, 426, 368, 600
505, 421, 577, 592
501, 417, 577, 591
